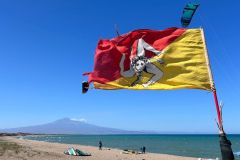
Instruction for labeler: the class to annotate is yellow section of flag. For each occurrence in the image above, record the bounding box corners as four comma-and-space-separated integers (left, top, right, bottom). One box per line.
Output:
94, 28, 213, 90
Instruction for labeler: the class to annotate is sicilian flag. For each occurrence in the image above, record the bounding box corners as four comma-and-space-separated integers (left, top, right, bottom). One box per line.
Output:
84, 28, 213, 90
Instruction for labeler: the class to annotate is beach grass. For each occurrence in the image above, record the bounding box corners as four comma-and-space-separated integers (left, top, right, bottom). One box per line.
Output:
0, 139, 22, 156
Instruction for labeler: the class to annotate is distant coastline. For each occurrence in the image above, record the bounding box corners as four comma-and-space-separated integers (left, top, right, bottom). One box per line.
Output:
0, 132, 42, 137
1, 132, 239, 136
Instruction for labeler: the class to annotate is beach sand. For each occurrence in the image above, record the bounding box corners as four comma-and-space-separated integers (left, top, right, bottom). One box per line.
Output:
0, 136, 198, 160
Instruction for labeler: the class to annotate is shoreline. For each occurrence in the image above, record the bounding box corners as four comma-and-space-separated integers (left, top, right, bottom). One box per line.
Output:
0, 136, 198, 160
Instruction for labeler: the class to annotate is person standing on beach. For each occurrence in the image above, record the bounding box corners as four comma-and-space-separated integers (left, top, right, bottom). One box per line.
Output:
142, 146, 146, 154
99, 141, 102, 150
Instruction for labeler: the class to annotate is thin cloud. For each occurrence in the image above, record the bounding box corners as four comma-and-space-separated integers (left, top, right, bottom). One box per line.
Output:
70, 118, 87, 123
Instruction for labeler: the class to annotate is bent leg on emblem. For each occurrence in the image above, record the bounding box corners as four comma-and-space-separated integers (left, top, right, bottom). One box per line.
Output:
142, 63, 163, 87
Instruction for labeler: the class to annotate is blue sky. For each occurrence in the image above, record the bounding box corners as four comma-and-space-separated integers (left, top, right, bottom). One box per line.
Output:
0, 0, 239, 133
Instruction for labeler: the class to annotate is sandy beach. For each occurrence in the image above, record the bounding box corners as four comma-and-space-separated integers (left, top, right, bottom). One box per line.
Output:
0, 136, 198, 160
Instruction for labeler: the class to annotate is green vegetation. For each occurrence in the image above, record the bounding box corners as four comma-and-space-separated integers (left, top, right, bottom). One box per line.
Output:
0, 139, 22, 156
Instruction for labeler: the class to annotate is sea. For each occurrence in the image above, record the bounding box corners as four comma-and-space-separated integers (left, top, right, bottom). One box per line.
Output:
23, 134, 240, 159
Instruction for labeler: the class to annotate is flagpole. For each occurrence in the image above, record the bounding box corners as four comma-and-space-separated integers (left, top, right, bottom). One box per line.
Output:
212, 89, 223, 132
201, 28, 234, 160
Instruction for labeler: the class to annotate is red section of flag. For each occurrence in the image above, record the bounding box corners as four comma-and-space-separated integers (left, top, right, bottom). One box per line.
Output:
86, 28, 186, 84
